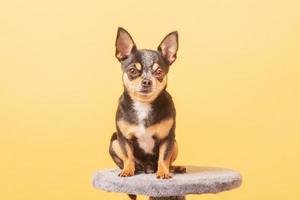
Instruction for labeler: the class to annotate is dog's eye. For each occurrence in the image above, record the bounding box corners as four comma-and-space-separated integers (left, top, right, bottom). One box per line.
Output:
128, 68, 138, 75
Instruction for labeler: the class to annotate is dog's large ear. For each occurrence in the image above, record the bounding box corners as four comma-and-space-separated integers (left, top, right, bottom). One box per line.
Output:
157, 31, 178, 65
115, 27, 137, 61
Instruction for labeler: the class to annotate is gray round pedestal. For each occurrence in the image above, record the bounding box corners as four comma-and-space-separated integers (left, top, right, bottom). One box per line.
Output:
92, 166, 242, 200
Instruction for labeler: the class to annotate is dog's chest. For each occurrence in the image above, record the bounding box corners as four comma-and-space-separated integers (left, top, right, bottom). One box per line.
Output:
132, 101, 155, 154
117, 102, 174, 153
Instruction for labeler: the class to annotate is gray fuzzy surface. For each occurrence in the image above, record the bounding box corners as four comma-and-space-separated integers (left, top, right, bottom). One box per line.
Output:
92, 166, 242, 197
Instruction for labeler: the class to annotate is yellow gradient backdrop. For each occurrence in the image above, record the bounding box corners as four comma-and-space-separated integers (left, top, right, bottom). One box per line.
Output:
1, 1, 300, 200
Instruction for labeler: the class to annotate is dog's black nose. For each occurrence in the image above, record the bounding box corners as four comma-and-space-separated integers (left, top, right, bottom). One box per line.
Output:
142, 79, 152, 88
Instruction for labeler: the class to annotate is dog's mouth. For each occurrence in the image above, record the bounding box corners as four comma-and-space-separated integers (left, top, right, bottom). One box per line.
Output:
138, 88, 153, 95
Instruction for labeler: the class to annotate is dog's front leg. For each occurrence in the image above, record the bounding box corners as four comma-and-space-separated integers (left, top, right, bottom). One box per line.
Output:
156, 137, 175, 179
116, 132, 136, 177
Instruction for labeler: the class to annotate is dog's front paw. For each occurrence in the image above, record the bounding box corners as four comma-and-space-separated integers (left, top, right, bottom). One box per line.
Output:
156, 167, 172, 179
118, 169, 134, 177
118, 164, 135, 177
156, 171, 172, 179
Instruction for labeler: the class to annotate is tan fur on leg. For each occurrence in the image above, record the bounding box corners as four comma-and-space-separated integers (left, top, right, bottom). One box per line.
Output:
157, 141, 186, 178
157, 142, 173, 179
111, 140, 135, 177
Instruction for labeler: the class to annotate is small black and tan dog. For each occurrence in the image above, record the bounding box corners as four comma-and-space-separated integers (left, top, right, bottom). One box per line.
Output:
109, 27, 185, 187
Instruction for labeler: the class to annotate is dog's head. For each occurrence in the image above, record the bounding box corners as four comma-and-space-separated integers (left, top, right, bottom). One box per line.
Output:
115, 27, 178, 103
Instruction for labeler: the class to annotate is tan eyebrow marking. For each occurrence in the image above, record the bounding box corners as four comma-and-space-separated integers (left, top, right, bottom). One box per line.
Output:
152, 63, 160, 71
135, 63, 142, 70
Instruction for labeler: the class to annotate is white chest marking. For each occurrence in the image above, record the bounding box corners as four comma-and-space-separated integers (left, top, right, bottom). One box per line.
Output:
133, 101, 152, 123
132, 101, 155, 154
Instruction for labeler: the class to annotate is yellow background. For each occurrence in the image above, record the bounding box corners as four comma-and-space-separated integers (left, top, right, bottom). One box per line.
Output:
1, 0, 300, 200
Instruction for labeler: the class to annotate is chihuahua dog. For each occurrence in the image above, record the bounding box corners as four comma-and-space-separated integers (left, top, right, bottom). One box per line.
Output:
109, 27, 185, 187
